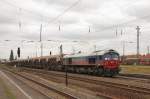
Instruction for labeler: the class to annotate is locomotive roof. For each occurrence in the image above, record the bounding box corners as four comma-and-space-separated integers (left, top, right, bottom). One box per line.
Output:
64, 49, 118, 58
13, 49, 118, 61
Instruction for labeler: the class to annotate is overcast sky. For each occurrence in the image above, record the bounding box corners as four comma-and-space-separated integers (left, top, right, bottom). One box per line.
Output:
0, 0, 150, 59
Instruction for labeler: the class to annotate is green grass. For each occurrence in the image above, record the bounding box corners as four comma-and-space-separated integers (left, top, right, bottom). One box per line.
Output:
120, 65, 150, 74
0, 67, 16, 99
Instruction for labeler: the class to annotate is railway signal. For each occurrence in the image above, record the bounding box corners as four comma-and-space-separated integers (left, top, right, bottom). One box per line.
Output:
17, 47, 20, 58
59, 44, 68, 86
50, 51, 52, 55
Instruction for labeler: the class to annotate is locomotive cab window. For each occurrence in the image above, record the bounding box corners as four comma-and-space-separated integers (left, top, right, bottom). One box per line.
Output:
104, 53, 119, 60
112, 54, 119, 60
88, 58, 96, 64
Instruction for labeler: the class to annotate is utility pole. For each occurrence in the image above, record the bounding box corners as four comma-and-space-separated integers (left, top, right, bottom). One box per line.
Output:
94, 45, 98, 66
72, 46, 75, 54
89, 26, 91, 33
60, 44, 63, 57
40, 24, 43, 57
116, 28, 118, 37
147, 46, 150, 54
94, 45, 96, 52
121, 29, 123, 36
122, 41, 134, 63
136, 26, 140, 65
123, 41, 125, 57
136, 26, 140, 58
35, 45, 38, 57
122, 41, 125, 62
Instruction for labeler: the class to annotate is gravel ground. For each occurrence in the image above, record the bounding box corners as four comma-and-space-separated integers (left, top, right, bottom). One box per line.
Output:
22, 68, 150, 99
0, 69, 50, 99
2, 64, 150, 99
1, 65, 103, 99
0, 77, 16, 99
25, 68, 150, 91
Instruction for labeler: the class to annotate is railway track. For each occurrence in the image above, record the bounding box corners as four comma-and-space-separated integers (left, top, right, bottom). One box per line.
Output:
2, 70, 52, 99
2, 65, 150, 99
20, 67, 150, 99
119, 73, 150, 79
116, 73, 150, 83
116, 75, 150, 83
2, 67, 78, 99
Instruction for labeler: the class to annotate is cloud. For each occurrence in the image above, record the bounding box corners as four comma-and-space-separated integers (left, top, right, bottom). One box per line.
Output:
0, 0, 150, 58
123, 0, 150, 22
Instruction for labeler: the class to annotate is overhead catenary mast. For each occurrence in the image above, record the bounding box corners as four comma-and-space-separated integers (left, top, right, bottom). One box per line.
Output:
89, 26, 91, 33
116, 28, 118, 37
40, 24, 43, 57
136, 26, 141, 65
136, 26, 140, 58
121, 29, 123, 36
147, 46, 150, 54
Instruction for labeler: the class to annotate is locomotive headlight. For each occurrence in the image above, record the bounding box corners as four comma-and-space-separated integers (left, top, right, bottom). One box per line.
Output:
105, 58, 108, 60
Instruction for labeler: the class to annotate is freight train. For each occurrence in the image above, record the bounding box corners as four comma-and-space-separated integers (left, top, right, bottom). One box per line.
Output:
7, 49, 120, 77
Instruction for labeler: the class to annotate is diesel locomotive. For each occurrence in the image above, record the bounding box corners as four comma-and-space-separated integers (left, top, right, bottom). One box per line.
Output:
8, 49, 120, 77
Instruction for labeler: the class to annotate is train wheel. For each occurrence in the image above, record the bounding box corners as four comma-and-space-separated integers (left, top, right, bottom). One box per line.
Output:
84, 68, 89, 74
97, 68, 103, 76
93, 67, 99, 75
103, 71, 113, 77
87, 68, 92, 75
